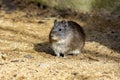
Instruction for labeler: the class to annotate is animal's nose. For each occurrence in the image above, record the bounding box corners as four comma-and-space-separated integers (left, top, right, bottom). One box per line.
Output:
50, 35, 54, 38
52, 31, 56, 34
50, 33, 55, 37
51, 31, 57, 36
50, 31, 57, 38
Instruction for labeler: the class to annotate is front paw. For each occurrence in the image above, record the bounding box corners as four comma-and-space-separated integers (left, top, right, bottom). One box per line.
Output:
55, 53, 60, 57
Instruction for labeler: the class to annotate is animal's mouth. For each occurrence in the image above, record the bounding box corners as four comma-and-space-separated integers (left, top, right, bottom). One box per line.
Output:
51, 36, 59, 41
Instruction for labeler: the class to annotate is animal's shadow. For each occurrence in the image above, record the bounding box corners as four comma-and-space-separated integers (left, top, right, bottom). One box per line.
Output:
34, 42, 78, 57
34, 42, 55, 56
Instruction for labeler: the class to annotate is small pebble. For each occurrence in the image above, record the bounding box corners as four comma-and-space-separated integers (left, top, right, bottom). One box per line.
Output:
39, 63, 47, 68
11, 60, 19, 62
24, 54, 33, 59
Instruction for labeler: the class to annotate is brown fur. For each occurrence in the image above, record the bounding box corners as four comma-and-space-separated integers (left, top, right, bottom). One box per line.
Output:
49, 20, 85, 57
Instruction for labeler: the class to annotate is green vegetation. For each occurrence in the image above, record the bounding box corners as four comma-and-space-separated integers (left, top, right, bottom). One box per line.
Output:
92, 0, 120, 13
31, 0, 120, 13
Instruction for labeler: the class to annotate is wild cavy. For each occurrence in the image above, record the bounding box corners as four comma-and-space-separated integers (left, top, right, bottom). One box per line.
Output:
49, 20, 85, 57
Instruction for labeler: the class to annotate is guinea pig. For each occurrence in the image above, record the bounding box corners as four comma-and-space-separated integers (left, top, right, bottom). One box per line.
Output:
49, 20, 85, 57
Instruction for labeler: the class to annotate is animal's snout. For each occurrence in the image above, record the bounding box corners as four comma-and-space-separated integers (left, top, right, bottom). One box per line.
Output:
50, 31, 58, 40
50, 35, 54, 38
50, 35, 55, 39
51, 31, 57, 34
51, 31, 57, 36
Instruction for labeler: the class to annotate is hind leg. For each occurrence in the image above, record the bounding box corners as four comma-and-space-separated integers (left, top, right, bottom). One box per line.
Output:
69, 49, 81, 55
62, 53, 68, 58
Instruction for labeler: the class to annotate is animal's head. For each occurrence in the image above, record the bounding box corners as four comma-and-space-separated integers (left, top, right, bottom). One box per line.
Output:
50, 20, 71, 41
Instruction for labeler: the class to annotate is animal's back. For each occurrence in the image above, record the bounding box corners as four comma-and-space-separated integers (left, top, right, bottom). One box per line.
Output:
67, 21, 85, 51
68, 21, 85, 39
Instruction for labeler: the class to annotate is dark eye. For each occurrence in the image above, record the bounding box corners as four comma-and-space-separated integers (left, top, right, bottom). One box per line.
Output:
59, 29, 62, 31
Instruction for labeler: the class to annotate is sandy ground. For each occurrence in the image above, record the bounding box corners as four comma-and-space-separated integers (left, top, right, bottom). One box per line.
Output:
0, 1, 120, 80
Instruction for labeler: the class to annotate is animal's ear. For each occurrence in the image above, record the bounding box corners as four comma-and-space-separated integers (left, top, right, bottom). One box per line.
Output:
65, 21, 68, 27
54, 19, 57, 25
61, 20, 66, 24
62, 20, 68, 27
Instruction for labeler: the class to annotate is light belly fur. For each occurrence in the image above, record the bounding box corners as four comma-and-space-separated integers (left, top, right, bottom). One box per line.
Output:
52, 39, 69, 54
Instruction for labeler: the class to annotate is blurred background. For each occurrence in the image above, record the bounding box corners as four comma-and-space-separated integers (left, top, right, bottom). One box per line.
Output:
31, 0, 120, 14
0, 0, 120, 15
1, 0, 120, 14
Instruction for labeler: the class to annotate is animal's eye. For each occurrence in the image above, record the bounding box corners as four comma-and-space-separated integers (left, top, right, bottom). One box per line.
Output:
59, 29, 62, 31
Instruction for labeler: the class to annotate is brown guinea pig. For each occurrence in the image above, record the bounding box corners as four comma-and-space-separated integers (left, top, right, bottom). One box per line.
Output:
49, 20, 85, 57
